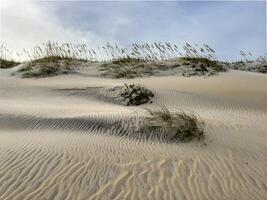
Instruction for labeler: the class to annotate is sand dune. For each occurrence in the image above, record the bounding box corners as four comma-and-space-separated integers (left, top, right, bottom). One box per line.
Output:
0, 69, 266, 199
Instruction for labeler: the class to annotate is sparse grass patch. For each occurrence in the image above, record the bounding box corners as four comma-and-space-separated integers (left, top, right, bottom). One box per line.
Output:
100, 63, 142, 79
30, 56, 88, 64
19, 65, 62, 78
181, 57, 226, 73
30, 56, 67, 64
98, 43, 225, 78
99, 57, 186, 79
14, 56, 87, 78
99, 58, 154, 78
100, 57, 227, 78
0, 59, 20, 69
112, 57, 145, 65
139, 106, 205, 142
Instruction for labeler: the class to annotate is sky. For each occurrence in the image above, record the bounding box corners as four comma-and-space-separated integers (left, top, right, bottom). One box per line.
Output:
0, 0, 266, 61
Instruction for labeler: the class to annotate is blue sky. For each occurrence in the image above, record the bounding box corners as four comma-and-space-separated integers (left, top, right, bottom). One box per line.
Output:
1, 1, 266, 61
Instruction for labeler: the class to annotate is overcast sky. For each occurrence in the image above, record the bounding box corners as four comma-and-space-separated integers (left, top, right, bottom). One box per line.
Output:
1, 0, 266, 61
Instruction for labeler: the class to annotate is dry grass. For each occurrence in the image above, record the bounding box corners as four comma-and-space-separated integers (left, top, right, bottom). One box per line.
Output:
99, 56, 226, 78
30, 56, 71, 64
98, 43, 224, 78
19, 65, 62, 78
99, 62, 152, 79
2, 41, 225, 79
2, 41, 217, 63
0, 59, 20, 69
112, 56, 146, 65
181, 57, 226, 72
3, 41, 265, 77
140, 106, 205, 142
16, 56, 79, 78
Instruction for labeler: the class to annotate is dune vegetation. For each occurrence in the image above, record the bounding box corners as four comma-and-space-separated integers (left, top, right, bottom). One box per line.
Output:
112, 106, 205, 143
140, 106, 205, 142
81, 84, 155, 106
116, 83, 154, 106
0, 45, 20, 69
0, 59, 20, 69
14, 56, 89, 78
98, 42, 228, 78
1, 41, 266, 78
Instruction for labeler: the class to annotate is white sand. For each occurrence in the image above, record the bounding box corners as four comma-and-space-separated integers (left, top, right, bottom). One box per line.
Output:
0, 68, 266, 200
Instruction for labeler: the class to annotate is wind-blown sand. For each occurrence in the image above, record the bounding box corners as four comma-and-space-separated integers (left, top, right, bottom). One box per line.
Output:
0, 67, 266, 200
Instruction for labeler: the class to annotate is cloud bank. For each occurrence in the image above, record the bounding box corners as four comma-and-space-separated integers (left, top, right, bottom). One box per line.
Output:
0, 1, 266, 61
0, 1, 99, 52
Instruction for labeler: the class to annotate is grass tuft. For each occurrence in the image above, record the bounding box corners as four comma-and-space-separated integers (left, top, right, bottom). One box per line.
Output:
140, 106, 205, 142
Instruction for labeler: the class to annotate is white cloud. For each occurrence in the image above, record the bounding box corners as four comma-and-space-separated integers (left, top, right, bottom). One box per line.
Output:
0, 1, 265, 61
0, 0, 99, 54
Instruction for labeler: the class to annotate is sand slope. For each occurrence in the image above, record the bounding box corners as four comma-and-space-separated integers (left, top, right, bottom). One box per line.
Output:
0, 69, 266, 200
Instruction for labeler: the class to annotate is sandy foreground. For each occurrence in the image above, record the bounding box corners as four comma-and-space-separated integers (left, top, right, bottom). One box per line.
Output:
0, 68, 266, 200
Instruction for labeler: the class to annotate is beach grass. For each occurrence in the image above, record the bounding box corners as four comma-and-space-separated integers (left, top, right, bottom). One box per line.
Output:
0, 59, 20, 69
140, 106, 205, 142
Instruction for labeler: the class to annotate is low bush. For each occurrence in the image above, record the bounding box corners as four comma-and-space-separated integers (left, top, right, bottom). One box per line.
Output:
119, 84, 154, 106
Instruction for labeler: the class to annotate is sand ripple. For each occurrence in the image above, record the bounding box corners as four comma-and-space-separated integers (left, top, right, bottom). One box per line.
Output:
0, 71, 266, 199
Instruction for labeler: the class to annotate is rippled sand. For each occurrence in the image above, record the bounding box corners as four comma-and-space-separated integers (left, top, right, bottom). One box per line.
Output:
0, 69, 266, 200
